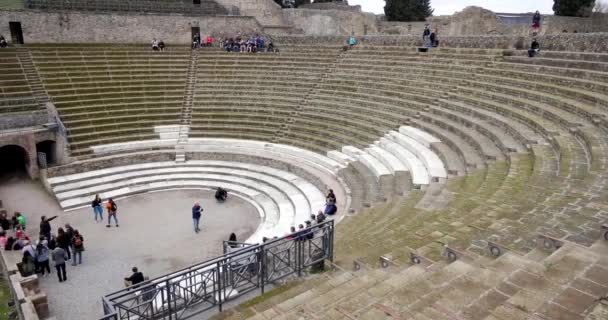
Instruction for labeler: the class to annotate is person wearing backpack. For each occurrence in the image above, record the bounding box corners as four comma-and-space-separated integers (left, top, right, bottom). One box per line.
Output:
72, 230, 84, 266
106, 198, 119, 228
36, 240, 51, 276
91, 194, 104, 222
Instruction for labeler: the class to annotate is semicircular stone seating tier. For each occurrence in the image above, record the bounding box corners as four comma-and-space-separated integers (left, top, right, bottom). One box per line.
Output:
47, 160, 326, 244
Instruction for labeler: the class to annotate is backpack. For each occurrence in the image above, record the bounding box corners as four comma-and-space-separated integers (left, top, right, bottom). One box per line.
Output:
74, 236, 82, 247
110, 202, 117, 212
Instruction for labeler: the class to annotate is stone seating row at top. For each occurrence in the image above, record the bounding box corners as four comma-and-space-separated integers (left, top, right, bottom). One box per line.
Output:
24, 0, 229, 16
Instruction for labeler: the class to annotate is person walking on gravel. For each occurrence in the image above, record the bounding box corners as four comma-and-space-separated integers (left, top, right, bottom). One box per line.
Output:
192, 202, 202, 233
106, 198, 119, 228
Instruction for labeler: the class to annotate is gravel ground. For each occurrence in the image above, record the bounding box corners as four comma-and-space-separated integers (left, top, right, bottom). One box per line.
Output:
0, 176, 260, 320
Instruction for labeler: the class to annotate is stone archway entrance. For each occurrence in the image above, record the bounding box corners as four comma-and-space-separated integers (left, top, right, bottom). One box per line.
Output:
36, 140, 57, 167
0, 144, 30, 178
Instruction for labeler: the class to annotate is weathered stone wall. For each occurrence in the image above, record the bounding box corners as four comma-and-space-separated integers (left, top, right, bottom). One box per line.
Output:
299, 2, 362, 12
0, 10, 262, 43
0, 128, 65, 179
282, 8, 378, 36
215, 0, 286, 26
273, 33, 608, 52
0, 111, 48, 130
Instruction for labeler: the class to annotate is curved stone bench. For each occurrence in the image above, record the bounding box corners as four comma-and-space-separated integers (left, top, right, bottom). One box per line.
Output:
387, 131, 447, 180
47, 160, 326, 243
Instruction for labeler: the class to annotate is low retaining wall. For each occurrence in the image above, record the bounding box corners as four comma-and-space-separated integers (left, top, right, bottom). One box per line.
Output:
0, 249, 48, 320
273, 33, 608, 52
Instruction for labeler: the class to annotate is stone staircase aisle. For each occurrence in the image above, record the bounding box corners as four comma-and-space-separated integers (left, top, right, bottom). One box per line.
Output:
213, 238, 608, 320
176, 49, 199, 162
16, 48, 50, 106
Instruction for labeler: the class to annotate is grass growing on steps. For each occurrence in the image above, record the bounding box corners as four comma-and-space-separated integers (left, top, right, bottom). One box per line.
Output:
0, 0, 23, 9
0, 271, 16, 320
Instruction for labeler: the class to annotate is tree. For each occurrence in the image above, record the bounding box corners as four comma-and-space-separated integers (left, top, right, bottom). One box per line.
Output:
553, 0, 596, 16
384, 0, 434, 21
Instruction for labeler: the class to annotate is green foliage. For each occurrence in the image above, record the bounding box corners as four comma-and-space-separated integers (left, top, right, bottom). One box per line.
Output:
295, 0, 311, 7
384, 0, 434, 21
553, 0, 596, 16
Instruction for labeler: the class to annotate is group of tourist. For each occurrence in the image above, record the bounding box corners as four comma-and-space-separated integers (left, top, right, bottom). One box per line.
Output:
528, 11, 542, 58
0, 211, 85, 283
192, 34, 214, 49
280, 189, 336, 242
220, 35, 277, 53
0, 35, 7, 48
422, 25, 439, 48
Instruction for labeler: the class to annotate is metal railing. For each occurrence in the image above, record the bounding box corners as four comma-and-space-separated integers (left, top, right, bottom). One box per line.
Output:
101, 220, 334, 320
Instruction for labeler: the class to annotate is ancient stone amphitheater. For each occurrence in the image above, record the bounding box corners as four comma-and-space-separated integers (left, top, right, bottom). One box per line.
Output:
1, 36, 608, 319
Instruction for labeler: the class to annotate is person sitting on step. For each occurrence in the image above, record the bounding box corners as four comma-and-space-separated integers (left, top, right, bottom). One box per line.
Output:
124, 267, 145, 288
151, 39, 160, 51
0, 35, 7, 48
316, 210, 326, 224
528, 39, 540, 58
324, 202, 337, 216
215, 187, 228, 202
326, 189, 336, 205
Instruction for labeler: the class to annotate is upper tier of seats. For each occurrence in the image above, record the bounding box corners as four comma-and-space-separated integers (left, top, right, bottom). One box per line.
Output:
24, 0, 229, 15
29, 45, 190, 156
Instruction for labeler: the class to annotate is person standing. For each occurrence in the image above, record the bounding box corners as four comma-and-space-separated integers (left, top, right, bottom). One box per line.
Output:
532, 10, 542, 35
91, 194, 104, 222
56, 228, 71, 261
39, 215, 58, 241
192, 202, 202, 233
52, 246, 67, 282
64, 223, 75, 257
36, 240, 51, 276
72, 230, 84, 266
106, 198, 119, 228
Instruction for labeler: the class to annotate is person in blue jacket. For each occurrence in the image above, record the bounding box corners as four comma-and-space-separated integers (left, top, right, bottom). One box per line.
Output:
192, 202, 202, 234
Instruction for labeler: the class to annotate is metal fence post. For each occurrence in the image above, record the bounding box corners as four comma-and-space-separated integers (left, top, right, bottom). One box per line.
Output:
260, 246, 265, 295
329, 221, 335, 263
297, 237, 302, 277
217, 261, 223, 312
166, 279, 172, 320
